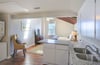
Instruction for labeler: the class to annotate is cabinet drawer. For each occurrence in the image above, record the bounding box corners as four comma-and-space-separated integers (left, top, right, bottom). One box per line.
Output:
56, 45, 68, 50
43, 44, 55, 49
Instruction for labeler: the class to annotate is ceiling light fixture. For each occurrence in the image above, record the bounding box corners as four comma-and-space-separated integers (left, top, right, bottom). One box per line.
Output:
24, 9, 29, 12
34, 7, 40, 10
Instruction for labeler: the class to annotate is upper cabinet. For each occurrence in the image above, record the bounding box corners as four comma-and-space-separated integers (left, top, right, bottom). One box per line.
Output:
77, 0, 95, 38
96, 0, 100, 40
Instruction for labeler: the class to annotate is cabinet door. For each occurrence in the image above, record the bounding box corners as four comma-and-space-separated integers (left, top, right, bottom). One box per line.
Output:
96, 0, 100, 40
0, 43, 7, 61
43, 48, 55, 64
55, 50, 68, 65
43, 44, 55, 64
55, 45, 68, 65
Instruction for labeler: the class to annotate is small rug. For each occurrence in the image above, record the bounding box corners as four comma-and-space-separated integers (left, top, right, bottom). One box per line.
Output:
27, 45, 43, 55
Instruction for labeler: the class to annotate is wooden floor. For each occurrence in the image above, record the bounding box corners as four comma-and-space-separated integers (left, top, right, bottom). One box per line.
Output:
0, 45, 43, 65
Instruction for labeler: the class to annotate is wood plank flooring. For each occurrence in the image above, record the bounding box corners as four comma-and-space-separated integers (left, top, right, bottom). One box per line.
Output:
0, 45, 43, 65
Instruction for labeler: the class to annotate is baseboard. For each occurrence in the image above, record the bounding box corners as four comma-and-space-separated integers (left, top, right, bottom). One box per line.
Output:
7, 55, 11, 59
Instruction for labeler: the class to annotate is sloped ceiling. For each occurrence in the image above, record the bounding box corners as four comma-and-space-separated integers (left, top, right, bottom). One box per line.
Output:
58, 17, 77, 24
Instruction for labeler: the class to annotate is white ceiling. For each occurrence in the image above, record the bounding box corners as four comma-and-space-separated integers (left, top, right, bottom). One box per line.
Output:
0, 0, 85, 14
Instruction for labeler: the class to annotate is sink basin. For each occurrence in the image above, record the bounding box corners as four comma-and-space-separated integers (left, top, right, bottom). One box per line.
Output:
74, 48, 92, 54
76, 54, 98, 62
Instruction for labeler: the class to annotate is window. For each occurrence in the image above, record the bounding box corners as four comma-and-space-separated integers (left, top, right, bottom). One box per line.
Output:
22, 19, 31, 39
47, 18, 56, 35
22, 19, 31, 31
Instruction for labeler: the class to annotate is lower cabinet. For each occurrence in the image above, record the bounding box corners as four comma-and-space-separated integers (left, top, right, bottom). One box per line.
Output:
55, 50, 68, 65
55, 45, 69, 65
43, 44, 55, 64
43, 44, 69, 65
0, 42, 7, 61
43, 48, 55, 64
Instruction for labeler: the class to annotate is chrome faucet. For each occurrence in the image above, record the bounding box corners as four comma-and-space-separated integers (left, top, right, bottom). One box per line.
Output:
85, 45, 94, 51
85, 45, 95, 54
85, 45, 99, 54
92, 45, 99, 54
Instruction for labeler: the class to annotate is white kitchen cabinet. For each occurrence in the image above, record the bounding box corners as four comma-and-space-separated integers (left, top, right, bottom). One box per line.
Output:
0, 42, 7, 61
43, 44, 56, 65
43, 43, 69, 65
55, 50, 68, 65
55, 45, 69, 65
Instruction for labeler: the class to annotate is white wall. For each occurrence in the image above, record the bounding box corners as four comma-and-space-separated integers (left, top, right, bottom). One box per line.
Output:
55, 19, 74, 37
41, 17, 48, 39
9, 17, 74, 47
12, 11, 77, 19
0, 13, 12, 58
42, 18, 74, 38
77, 0, 100, 50
9, 18, 42, 49
74, 23, 77, 31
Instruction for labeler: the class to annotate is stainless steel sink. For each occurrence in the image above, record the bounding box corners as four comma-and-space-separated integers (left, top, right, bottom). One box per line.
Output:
76, 54, 98, 62
74, 48, 92, 54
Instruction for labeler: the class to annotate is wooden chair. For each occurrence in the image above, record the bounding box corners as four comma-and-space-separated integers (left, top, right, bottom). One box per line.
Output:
11, 35, 26, 57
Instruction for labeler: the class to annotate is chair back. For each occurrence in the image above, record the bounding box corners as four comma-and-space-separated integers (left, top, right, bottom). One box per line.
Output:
11, 35, 19, 49
11, 35, 26, 57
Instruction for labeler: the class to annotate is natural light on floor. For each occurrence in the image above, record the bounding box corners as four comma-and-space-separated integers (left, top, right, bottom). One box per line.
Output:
35, 50, 43, 54
27, 45, 43, 55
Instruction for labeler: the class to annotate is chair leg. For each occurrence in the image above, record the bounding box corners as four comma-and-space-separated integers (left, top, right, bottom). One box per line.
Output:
23, 49, 26, 57
13, 49, 17, 57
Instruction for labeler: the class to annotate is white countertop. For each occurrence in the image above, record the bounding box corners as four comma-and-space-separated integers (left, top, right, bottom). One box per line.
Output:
38, 39, 71, 46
